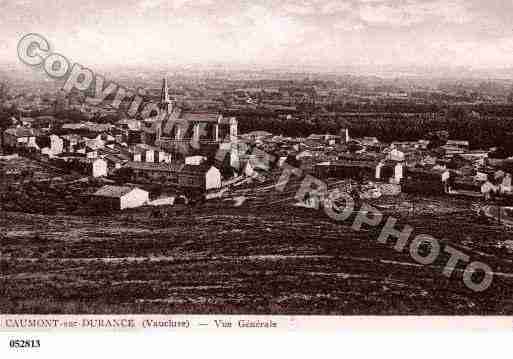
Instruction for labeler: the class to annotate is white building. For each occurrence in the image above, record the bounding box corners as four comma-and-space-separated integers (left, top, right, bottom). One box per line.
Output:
92, 186, 149, 210
387, 148, 405, 162
41, 135, 64, 157
92, 158, 108, 178
376, 161, 404, 184
178, 165, 222, 191
3, 127, 38, 149
185, 155, 207, 165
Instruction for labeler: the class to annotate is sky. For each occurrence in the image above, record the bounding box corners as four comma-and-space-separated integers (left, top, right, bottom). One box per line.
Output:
1, 0, 513, 72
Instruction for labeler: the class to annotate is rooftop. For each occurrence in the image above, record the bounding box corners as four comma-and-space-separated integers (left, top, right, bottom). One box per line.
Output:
93, 185, 141, 198
124, 161, 184, 172
180, 112, 220, 123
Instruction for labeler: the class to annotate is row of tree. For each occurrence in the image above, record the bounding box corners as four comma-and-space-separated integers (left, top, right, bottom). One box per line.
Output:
231, 108, 513, 152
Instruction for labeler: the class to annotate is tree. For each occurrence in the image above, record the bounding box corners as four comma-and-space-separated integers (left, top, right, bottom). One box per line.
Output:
427, 130, 449, 149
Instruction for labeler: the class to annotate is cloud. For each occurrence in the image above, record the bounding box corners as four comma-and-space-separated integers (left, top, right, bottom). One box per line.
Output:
138, 0, 213, 11
1, 0, 510, 69
282, 2, 317, 15
320, 1, 352, 14
223, 4, 311, 46
425, 36, 513, 68
358, 0, 473, 27
334, 19, 365, 31
281, 0, 352, 15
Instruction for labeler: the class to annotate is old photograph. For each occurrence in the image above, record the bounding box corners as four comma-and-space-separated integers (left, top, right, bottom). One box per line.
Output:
1, 0, 513, 317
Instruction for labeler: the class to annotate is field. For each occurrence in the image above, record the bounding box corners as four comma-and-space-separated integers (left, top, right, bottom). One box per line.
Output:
1, 175, 513, 315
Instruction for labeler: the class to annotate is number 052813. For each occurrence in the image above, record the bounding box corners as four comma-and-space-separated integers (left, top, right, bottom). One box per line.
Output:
9, 339, 40, 349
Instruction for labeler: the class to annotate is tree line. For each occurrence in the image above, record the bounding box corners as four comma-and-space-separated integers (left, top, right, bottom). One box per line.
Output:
229, 106, 513, 152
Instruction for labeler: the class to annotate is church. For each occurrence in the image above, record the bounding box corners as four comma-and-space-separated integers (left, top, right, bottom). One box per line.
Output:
139, 78, 238, 160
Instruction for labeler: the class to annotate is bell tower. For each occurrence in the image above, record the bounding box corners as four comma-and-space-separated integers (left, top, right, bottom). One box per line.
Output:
159, 78, 172, 115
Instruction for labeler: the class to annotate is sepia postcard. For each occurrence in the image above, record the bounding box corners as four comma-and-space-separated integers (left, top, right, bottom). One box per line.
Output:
1, 0, 513, 354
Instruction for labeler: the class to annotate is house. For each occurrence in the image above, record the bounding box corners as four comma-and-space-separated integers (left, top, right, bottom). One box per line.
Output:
62, 122, 113, 133
376, 161, 404, 184
53, 155, 108, 177
451, 177, 485, 195
296, 150, 314, 160
141, 148, 154, 163
130, 145, 154, 163
339, 128, 350, 144
387, 148, 405, 162
178, 165, 221, 191
20, 117, 35, 128
476, 172, 513, 199
122, 161, 221, 191
92, 158, 108, 178
314, 161, 378, 181
422, 155, 438, 166
91, 186, 149, 210
244, 160, 267, 178
3, 127, 39, 149
446, 140, 470, 150
403, 167, 451, 194
130, 144, 169, 163
40, 134, 64, 157
155, 150, 170, 163
123, 161, 183, 184
246, 131, 273, 140
185, 155, 207, 165
324, 134, 342, 146
104, 154, 127, 172
132, 151, 142, 162
481, 181, 500, 200
61, 134, 84, 153
501, 174, 512, 194
361, 137, 380, 147
117, 118, 141, 131
84, 137, 106, 151
460, 150, 488, 165
475, 172, 488, 182
440, 145, 465, 156
86, 150, 98, 159
392, 141, 419, 151
492, 171, 512, 195
417, 140, 430, 149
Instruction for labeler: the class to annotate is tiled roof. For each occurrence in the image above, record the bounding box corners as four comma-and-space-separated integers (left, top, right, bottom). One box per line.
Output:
325, 161, 377, 168
4, 127, 36, 137
93, 185, 139, 198
124, 161, 184, 172
180, 164, 213, 174
180, 112, 220, 123
103, 154, 127, 164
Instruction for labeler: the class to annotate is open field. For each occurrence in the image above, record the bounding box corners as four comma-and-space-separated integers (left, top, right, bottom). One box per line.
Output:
1, 176, 513, 315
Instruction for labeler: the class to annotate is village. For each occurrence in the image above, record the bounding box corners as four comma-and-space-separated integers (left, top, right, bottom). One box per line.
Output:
4, 73, 513, 321
4, 75, 513, 315
0, 78, 512, 227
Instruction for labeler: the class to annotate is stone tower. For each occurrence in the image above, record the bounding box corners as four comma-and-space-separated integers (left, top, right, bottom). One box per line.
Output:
159, 78, 172, 116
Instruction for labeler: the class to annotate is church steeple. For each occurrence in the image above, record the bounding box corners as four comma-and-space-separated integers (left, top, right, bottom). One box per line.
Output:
159, 77, 172, 115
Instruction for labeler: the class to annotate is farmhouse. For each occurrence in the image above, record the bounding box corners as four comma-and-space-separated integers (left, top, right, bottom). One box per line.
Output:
3, 127, 40, 149
376, 161, 404, 184
446, 140, 470, 150
178, 165, 221, 191
91, 186, 149, 210
386, 148, 405, 162
122, 162, 221, 191
124, 162, 183, 184
403, 167, 450, 195
314, 160, 378, 181
185, 155, 207, 165
91, 158, 108, 178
